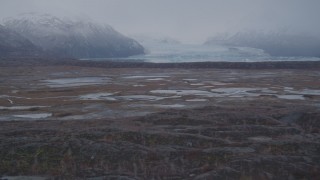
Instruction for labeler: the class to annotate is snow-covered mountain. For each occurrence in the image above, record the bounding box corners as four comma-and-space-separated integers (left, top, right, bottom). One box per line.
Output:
0, 24, 41, 57
205, 31, 320, 58
3, 13, 144, 58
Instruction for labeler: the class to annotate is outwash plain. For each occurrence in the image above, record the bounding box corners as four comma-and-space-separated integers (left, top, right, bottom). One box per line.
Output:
0, 60, 320, 179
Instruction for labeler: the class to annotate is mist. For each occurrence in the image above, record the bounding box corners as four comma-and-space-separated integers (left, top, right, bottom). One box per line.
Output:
2, 1, 320, 179
1, 0, 320, 43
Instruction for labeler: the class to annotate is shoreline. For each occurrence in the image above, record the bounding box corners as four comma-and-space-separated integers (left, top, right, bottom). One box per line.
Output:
1, 57, 320, 69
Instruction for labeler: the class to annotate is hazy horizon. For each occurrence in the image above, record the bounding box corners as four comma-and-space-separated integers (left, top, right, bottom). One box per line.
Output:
1, 0, 320, 44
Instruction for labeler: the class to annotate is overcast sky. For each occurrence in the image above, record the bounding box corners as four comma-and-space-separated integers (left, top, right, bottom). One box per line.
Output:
0, 0, 319, 43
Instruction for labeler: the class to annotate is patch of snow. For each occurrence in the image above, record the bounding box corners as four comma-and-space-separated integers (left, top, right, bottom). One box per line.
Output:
211, 88, 258, 94
276, 95, 305, 100
190, 83, 205, 86
7, 99, 14, 104
183, 79, 198, 81
13, 113, 52, 119
133, 84, 146, 87
153, 104, 186, 108
186, 99, 208, 102
208, 81, 229, 86
0, 106, 48, 110
151, 89, 219, 97
79, 93, 115, 101
122, 75, 170, 79
146, 78, 166, 81
286, 89, 320, 96
118, 95, 169, 101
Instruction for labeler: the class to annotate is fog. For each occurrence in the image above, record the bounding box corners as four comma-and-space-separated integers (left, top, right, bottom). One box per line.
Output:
0, 0, 320, 43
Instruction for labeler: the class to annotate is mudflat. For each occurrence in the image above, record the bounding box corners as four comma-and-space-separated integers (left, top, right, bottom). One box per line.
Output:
0, 65, 320, 179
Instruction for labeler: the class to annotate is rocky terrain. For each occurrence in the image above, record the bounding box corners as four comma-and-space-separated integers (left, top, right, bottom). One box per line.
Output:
0, 64, 319, 179
1, 13, 144, 58
0, 25, 41, 58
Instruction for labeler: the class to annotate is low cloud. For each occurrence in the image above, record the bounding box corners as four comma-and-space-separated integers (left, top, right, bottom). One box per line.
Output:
1, 0, 319, 43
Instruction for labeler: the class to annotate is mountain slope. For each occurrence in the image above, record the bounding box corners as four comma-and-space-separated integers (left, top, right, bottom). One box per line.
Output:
4, 13, 144, 58
205, 32, 320, 58
0, 24, 41, 57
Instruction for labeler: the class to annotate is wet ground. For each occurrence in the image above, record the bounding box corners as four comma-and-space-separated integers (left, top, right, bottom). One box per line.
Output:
0, 66, 320, 179
1, 66, 320, 121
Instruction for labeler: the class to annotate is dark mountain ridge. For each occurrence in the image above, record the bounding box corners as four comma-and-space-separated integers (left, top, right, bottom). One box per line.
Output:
205, 31, 320, 58
0, 24, 42, 57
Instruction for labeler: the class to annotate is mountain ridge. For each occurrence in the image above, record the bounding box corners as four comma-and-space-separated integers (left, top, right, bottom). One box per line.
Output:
0, 24, 42, 57
1, 13, 144, 58
205, 31, 320, 58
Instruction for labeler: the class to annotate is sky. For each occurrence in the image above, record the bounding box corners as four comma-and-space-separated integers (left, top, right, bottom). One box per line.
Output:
0, 0, 320, 43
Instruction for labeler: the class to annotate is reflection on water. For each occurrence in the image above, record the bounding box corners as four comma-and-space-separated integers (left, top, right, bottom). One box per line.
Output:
42, 77, 111, 88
